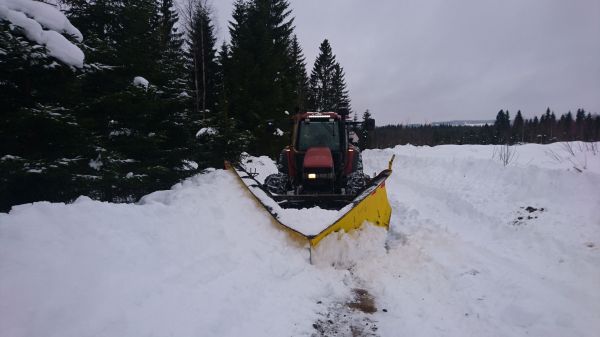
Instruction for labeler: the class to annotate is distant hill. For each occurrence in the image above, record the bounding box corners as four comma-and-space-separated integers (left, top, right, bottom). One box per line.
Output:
431, 120, 495, 127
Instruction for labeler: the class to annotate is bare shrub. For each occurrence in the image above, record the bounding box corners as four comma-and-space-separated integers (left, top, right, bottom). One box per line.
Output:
493, 143, 517, 167
585, 142, 599, 156
546, 141, 598, 172
561, 142, 575, 156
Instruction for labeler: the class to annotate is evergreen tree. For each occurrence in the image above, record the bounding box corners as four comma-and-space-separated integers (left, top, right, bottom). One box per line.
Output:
513, 110, 524, 143
308, 39, 336, 112
360, 109, 373, 149
227, 0, 296, 155
183, 0, 218, 119
575, 108, 586, 140
563, 111, 574, 140
307, 39, 351, 115
157, 0, 187, 91
215, 42, 231, 117
288, 35, 309, 113
0, 7, 92, 211
64, 0, 198, 201
583, 113, 593, 141
531, 116, 540, 142
494, 109, 510, 143
331, 63, 351, 116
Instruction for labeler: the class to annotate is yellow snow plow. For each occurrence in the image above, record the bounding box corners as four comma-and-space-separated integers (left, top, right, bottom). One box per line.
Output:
225, 154, 394, 248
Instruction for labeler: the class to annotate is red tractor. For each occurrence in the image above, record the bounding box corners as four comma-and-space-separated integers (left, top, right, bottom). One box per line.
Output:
264, 112, 373, 208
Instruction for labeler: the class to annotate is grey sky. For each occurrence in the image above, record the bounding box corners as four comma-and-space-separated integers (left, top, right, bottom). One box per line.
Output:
210, 0, 600, 125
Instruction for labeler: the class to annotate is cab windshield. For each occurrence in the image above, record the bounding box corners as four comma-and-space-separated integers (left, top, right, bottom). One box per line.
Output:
297, 120, 340, 151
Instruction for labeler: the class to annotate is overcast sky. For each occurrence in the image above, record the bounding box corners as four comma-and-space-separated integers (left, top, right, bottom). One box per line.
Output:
209, 0, 600, 125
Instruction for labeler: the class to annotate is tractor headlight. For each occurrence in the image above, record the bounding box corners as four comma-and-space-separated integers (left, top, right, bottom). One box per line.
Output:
307, 173, 317, 179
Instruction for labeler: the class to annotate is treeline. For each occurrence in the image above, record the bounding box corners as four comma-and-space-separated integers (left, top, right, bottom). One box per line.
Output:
0, 0, 353, 211
372, 109, 600, 148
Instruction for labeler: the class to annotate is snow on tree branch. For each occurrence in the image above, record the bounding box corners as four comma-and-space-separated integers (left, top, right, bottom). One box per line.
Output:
0, 0, 84, 67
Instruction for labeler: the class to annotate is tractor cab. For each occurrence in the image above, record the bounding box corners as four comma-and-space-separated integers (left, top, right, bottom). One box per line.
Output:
296, 116, 342, 152
292, 113, 347, 193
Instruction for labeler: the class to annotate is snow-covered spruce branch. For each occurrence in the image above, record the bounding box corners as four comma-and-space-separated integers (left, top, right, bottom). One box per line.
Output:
0, 0, 84, 67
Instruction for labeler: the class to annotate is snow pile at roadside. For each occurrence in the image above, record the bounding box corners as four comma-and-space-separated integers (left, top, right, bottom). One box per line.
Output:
360, 142, 600, 336
1, 142, 599, 337
0, 171, 331, 337
0, 0, 84, 67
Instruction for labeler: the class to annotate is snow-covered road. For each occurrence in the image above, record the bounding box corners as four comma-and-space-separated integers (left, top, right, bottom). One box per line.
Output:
1, 143, 599, 337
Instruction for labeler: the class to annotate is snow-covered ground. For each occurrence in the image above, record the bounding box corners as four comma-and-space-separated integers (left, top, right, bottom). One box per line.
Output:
1, 142, 599, 337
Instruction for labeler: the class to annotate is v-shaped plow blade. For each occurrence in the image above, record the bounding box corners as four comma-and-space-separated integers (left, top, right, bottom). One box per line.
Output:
225, 155, 394, 248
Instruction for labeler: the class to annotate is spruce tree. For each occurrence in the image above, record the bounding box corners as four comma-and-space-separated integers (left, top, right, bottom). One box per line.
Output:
360, 109, 373, 149
65, 0, 197, 201
513, 110, 524, 143
157, 0, 187, 91
307, 39, 352, 115
494, 110, 510, 143
288, 35, 309, 113
575, 109, 586, 139
0, 7, 92, 211
215, 42, 231, 117
564, 111, 574, 140
308, 39, 337, 112
227, 0, 296, 155
184, 0, 218, 119
331, 63, 351, 116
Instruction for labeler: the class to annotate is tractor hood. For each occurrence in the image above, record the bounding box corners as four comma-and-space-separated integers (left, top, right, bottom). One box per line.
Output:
303, 147, 334, 169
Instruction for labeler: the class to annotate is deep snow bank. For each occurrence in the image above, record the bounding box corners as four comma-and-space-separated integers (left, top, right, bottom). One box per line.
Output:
1, 142, 599, 337
360, 142, 600, 336
0, 171, 341, 337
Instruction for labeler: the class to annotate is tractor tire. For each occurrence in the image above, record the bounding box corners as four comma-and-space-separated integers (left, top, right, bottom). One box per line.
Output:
264, 173, 289, 195
346, 171, 369, 195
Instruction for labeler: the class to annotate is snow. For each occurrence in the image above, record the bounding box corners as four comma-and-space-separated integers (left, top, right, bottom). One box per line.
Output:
349, 130, 359, 144
1, 142, 599, 336
181, 159, 198, 170
0, 0, 84, 67
196, 127, 217, 137
273, 128, 284, 136
1, 154, 21, 161
109, 128, 132, 137
88, 155, 102, 171
239, 155, 347, 235
132, 76, 149, 88
0, 0, 82, 41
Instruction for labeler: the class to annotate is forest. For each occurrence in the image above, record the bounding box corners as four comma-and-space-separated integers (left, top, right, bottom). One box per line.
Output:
371, 109, 600, 148
1, 0, 353, 210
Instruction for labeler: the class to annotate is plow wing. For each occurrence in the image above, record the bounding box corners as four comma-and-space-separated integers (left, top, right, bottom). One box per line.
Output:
225, 156, 394, 248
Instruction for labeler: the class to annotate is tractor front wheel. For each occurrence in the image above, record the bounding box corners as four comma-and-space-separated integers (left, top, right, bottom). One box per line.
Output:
264, 173, 289, 195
